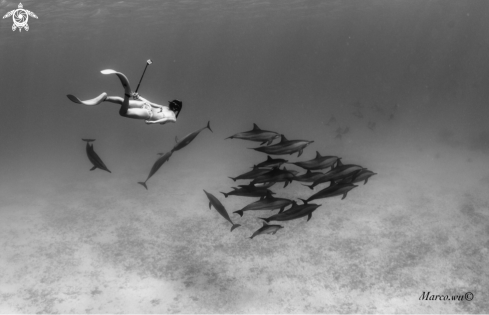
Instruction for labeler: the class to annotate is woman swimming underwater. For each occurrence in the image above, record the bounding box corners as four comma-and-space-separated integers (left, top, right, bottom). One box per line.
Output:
67, 69, 182, 125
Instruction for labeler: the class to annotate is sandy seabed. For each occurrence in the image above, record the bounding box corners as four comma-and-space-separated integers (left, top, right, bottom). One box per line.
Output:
0, 140, 488, 313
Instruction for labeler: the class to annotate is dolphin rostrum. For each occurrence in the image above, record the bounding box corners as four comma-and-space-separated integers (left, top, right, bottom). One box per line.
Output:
249, 222, 283, 239
339, 169, 377, 185
138, 151, 173, 190
226, 123, 280, 145
82, 139, 111, 173
251, 135, 314, 157
203, 190, 241, 232
172, 121, 212, 153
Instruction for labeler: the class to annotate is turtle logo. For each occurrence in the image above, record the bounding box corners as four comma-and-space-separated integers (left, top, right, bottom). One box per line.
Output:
3, 3, 38, 32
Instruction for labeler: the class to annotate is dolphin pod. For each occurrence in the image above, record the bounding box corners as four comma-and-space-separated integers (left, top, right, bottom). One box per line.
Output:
82, 139, 111, 173
204, 123, 376, 239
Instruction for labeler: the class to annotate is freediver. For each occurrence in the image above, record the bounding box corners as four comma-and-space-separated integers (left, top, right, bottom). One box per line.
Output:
67, 62, 182, 125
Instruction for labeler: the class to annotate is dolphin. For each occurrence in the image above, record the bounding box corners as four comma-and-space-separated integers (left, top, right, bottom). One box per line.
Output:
306, 181, 357, 202
250, 167, 296, 188
293, 170, 325, 183
287, 151, 339, 170
306, 159, 364, 189
260, 199, 321, 223
256, 155, 288, 168
82, 139, 111, 173
221, 186, 275, 198
251, 135, 314, 157
226, 123, 280, 145
203, 190, 241, 232
138, 151, 173, 190
172, 121, 212, 153
339, 169, 377, 185
249, 222, 283, 239
233, 192, 293, 217
228, 165, 271, 182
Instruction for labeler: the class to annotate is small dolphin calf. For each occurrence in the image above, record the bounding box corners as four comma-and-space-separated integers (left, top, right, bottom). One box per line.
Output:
249, 222, 283, 239
138, 151, 172, 190
226, 123, 280, 145
172, 121, 212, 153
306, 181, 357, 202
82, 139, 111, 173
251, 135, 314, 157
203, 190, 241, 232
256, 156, 288, 168
288, 151, 339, 170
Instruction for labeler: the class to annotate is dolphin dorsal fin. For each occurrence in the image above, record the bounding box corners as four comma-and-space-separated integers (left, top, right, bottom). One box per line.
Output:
280, 134, 288, 143
262, 222, 269, 226
253, 123, 261, 131
316, 151, 321, 158
306, 170, 311, 174
335, 158, 343, 167
267, 156, 272, 161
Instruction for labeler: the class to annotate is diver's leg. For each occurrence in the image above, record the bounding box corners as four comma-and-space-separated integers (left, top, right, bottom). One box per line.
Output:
67, 92, 108, 105
101, 70, 133, 116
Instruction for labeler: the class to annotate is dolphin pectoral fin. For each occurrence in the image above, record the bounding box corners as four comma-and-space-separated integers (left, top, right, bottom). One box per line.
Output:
298, 150, 303, 157
283, 181, 288, 188
138, 182, 148, 190
230, 224, 241, 232
90, 166, 96, 171
208, 202, 212, 209
307, 213, 312, 221
342, 192, 347, 200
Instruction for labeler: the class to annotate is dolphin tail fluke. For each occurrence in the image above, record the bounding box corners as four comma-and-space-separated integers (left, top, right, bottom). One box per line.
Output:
90, 166, 96, 171
228, 176, 236, 182
230, 224, 241, 232
68, 93, 107, 106
220, 192, 228, 198
138, 182, 148, 190
302, 184, 314, 190
259, 217, 270, 223
206, 121, 213, 133
234, 210, 244, 217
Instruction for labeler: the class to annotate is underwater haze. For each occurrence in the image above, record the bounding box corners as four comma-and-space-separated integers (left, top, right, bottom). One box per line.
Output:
1, 0, 489, 313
